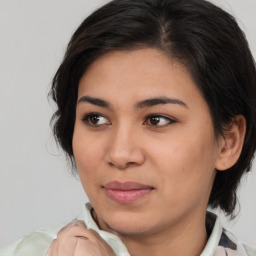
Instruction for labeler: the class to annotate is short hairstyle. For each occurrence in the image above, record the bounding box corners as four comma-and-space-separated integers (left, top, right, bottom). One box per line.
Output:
49, 0, 256, 217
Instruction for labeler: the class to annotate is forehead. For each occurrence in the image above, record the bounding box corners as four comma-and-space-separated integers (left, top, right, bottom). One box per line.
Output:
77, 48, 204, 108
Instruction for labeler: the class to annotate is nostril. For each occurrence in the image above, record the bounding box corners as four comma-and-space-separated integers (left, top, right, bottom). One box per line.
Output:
106, 146, 145, 169
108, 161, 137, 169
108, 162, 114, 167
127, 162, 136, 167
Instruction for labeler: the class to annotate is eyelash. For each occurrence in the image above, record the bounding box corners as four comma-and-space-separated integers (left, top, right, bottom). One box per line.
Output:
82, 112, 110, 127
81, 113, 176, 127
143, 114, 177, 127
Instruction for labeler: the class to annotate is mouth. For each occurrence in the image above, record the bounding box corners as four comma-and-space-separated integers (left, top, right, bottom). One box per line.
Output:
103, 181, 154, 204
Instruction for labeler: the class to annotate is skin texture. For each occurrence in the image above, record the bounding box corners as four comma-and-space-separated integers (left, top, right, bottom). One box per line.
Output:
46, 221, 116, 256
48, 48, 246, 256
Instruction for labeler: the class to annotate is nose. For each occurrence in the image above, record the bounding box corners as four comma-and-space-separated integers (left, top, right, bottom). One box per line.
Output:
106, 125, 145, 170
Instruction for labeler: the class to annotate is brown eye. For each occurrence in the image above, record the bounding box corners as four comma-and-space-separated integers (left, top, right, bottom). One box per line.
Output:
149, 116, 161, 125
144, 115, 175, 126
89, 115, 101, 124
82, 113, 110, 126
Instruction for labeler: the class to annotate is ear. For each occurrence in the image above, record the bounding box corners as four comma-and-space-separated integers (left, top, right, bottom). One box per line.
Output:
215, 115, 246, 171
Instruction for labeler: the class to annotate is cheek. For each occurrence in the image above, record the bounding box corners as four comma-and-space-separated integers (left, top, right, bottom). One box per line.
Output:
72, 126, 106, 185
149, 126, 217, 202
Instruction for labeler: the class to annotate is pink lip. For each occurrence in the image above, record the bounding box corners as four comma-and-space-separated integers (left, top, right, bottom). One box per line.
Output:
103, 181, 154, 204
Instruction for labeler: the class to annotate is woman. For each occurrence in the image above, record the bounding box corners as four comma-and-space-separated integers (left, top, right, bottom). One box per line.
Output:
1, 0, 256, 255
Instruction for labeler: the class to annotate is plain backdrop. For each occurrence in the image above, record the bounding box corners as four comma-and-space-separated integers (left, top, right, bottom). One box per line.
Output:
0, 0, 255, 249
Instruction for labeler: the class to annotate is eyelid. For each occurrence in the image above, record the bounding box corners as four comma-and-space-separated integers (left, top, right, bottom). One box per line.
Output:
143, 113, 177, 126
80, 112, 176, 127
81, 112, 111, 126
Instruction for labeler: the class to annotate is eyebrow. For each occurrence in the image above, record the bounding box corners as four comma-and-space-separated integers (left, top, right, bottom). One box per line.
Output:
77, 96, 188, 109
78, 96, 110, 108
136, 97, 188, 109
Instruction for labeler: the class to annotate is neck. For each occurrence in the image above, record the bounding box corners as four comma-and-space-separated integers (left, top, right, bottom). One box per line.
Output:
94, 209, 208, 256
119, 213, 207, 256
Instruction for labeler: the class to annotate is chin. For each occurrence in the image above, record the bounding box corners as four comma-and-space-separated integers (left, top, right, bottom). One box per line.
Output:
108, 222, 152, 236
101, 211, 155, 236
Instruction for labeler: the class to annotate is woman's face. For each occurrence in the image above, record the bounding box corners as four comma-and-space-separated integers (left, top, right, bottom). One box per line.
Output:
73, 48, 221, 236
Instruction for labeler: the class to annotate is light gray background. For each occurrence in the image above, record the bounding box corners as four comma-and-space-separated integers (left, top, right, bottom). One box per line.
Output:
0, 0, 255, 248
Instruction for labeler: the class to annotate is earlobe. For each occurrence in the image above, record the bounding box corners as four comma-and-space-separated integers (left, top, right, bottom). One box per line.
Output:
215, 115, 246, 171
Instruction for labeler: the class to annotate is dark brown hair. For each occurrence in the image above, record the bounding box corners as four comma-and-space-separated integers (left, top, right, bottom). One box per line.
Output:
49, 0, 256, 217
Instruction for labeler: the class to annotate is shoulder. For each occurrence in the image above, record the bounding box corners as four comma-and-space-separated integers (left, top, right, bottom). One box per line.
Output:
243, 244, 256, 256
204, 212, 256, 256
0, 221, 69, 256
218, 228, 256, 256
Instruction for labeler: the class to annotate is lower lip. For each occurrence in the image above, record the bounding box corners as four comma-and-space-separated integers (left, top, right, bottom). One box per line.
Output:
105, 188, 152, 204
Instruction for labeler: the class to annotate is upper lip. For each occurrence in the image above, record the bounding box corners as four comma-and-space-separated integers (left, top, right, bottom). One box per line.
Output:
104, 181, 154, 190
